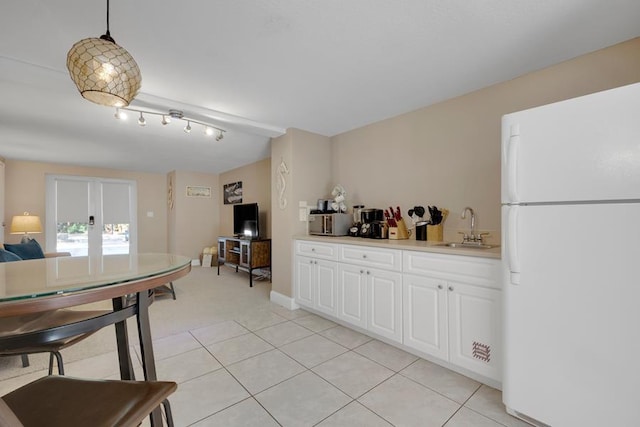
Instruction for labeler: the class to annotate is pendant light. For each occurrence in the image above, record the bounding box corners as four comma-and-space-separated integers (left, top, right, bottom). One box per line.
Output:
66, 0, 141, 107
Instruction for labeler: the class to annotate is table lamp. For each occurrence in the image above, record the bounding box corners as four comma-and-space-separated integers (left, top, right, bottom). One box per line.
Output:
10, 212, 43, 243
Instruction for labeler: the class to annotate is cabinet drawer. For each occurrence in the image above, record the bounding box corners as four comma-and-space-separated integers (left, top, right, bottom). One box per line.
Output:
339, 245, 402, 272
295, 240, 338, 260
403, 251, 500, 288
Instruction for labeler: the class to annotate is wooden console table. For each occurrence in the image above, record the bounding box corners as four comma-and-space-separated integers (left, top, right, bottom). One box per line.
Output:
217, 237, 271, 287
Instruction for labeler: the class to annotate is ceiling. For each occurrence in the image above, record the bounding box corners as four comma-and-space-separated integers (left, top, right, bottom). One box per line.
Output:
1, 1, 639, 174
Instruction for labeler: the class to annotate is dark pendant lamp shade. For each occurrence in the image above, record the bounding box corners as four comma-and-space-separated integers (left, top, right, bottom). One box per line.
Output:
66, 1, 141, 107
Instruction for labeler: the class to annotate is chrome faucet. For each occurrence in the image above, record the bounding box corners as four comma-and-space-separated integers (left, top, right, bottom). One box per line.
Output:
461, 207, 476, 242
460, 207, 489, 244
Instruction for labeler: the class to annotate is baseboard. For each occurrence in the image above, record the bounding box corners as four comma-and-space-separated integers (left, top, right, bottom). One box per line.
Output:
270, 291, 300, 310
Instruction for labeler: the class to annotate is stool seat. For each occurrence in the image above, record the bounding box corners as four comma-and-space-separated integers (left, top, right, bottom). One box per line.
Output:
1, 376, 177, 427
0, 309, 111, 375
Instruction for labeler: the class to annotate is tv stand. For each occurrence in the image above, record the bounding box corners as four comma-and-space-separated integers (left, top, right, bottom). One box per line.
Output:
217, 237, 271, 287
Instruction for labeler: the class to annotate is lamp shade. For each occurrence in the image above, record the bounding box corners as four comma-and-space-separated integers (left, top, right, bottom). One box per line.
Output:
10, 212, 43, 234
66, 36, 141, 107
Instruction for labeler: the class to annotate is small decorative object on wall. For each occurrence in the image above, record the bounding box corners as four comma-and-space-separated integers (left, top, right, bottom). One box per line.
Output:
167, 176, 174, 210
186, 185, 211, 198
276, 157, 289, 210
224, 181, 243, 204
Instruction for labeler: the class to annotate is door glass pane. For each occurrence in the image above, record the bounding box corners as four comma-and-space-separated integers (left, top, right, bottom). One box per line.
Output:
56, 223, 130, 256
56, 222, 89, 256
103, 223, 130, 255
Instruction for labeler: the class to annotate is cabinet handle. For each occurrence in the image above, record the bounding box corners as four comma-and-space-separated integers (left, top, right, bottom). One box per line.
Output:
311, 248, 316, 252
437, 284, 443, 290
360, 270, 364, 274
362, 254, 367, 258
366, 271, 370, 275
448, 286, 454, 291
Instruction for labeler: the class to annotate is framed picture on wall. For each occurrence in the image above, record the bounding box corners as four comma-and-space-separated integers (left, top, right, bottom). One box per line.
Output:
223, 181, 243, 204
186, 185, 211, 198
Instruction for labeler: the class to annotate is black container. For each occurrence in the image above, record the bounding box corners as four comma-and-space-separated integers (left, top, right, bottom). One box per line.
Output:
415, 221, 428, 241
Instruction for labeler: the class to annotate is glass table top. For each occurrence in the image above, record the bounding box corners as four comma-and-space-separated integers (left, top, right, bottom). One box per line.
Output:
0, 253, 191, 303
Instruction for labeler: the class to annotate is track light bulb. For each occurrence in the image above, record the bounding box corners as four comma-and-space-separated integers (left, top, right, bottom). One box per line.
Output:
205, 127, 214, 136
138, 112, 146, 126
216, 131, 224, 141
161, 115, 170, 125
114, 108, 127, 120
184, 121, 192, 133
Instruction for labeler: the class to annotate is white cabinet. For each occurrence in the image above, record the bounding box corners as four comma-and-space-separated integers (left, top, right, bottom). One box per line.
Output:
447, 281, 501, 380
337, 245, 403, 343
294, 241, 338, 316
367, 267, 403, 343
337, 263, 367, 328
295, 255, 315, 307
293, 239, 502, 384
337, 263, 402, 342
402, 251, 502, 382
339, 244, 402, 271
403, 274, 448, 360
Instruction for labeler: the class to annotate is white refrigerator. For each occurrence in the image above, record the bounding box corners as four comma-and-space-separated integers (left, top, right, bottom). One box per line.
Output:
501, 82, 640, 427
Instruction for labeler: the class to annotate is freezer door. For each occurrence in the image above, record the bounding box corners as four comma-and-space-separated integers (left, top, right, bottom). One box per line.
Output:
502, 203, 640, 426
501, 82, 640, 204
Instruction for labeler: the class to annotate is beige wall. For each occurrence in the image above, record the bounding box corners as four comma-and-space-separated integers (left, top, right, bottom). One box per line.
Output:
3, 160, 167, 252
270, 129, 332, 298
270, 132, 294, 297
218, 158, 272, 238
170, 170, 220, 258
331, 37, 640, 244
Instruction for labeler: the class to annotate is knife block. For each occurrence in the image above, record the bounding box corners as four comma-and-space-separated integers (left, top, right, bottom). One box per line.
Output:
427, 224, 443, 242
389, 219, 409, 240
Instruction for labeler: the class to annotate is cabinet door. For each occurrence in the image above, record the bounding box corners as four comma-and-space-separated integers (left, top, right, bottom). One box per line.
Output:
337, 264, 367, 329
402, 274, 448, 360
217, 239, 226, 263
315, 260, 338, 316
240, 241, 250, 267
448, 282, 501, 381
295, 256, 315, 308
367, 268, 403, 343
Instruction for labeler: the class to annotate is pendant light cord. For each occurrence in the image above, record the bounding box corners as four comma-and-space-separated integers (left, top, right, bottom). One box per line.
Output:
100, 0, 116, 43
106, 0, 110, 36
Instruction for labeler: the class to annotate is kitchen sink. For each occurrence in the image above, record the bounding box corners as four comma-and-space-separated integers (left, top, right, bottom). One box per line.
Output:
435, 242, 498, 249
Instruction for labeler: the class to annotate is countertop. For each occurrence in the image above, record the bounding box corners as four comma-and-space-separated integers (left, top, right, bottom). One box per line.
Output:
294, 235, 501, 260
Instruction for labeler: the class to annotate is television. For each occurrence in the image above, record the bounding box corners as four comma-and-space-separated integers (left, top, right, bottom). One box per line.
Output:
233, 203, 259, 239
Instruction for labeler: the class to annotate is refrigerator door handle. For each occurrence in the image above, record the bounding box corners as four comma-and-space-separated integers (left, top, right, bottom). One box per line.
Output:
507, 205, 521, 285
507, 126, 520, 202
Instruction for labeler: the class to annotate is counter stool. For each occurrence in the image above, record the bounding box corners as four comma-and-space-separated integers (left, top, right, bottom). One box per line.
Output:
0, 309, 110, 375
0, 375, 177, 427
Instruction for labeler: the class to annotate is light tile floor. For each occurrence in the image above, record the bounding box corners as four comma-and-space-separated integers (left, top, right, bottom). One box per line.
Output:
0, 267, 530, 426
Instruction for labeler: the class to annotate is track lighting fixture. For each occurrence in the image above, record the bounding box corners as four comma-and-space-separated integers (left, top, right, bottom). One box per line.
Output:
113, 106, 226, 139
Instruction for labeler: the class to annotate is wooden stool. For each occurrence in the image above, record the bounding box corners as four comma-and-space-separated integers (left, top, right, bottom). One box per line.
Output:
0, 309, 111, 375
1, 376, 177, 426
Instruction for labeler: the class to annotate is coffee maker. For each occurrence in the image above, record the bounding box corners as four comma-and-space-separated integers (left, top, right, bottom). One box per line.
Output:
359, 209, 387, 239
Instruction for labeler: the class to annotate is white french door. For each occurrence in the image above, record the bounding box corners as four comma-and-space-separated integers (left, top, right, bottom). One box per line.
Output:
45, 175, 137, 257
